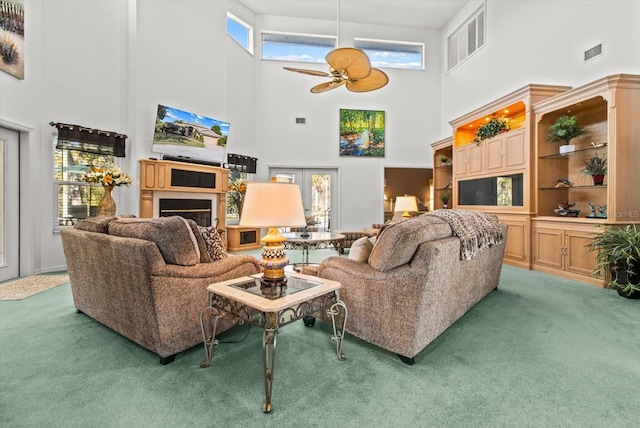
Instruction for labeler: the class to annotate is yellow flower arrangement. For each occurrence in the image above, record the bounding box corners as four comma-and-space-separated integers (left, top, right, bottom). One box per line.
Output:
82, 165, 132, 187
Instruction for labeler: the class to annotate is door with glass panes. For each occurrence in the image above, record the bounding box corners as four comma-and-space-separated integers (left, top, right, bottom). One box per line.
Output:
269, 168, 337, 231
0, 127, 20, 282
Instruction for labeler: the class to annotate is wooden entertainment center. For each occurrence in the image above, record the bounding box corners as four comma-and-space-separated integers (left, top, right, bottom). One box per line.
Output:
432, 74, 640, 286
138, 158, 228, 228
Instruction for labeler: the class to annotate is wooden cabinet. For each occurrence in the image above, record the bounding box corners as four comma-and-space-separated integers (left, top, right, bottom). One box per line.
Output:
447, 84, 569, 268
533, 219, 600, 285
453, 144, 483, 176
485, 129, 526, 172
227, 225, 262, 251
531, 74, 640, 287
495, 213, 531, 269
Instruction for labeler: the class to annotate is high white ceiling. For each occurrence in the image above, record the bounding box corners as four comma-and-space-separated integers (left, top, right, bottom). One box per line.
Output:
236, 0, 469, 30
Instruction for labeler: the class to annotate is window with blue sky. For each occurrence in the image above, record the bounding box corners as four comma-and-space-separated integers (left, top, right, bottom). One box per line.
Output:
227, 12, 253, 54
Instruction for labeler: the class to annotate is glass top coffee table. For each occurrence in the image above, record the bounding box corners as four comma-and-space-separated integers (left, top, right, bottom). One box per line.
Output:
282, 232, 346, 266
199, 272, 347, 413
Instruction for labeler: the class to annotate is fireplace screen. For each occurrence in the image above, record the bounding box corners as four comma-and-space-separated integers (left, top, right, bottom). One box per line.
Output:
159, 199, 212, 227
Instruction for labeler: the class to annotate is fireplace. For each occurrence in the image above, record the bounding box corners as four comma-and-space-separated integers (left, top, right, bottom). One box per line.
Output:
138, 159, 228, 229
159, 199, 212, 227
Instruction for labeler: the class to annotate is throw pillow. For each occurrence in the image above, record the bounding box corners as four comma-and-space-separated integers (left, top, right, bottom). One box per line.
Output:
108, 216, 201, 266
198, 219, 227, 261
348, 236, 374, 262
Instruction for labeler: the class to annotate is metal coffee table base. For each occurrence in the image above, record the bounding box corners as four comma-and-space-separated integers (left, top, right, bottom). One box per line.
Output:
200, 292, 347, 413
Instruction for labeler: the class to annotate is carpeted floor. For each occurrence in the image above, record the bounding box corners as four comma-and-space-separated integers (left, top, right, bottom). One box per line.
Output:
0, 262, 638, 427
0, 273, 69, 300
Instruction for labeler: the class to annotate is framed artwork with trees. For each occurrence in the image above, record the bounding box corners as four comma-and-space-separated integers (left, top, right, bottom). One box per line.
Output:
339, 109, 385, 157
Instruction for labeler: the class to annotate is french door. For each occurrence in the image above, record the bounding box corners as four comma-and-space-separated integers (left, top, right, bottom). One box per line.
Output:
0, 127, 20, 282
269, 168, 338, 231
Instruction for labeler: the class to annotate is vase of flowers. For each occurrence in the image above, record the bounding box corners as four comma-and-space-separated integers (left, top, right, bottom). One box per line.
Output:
228, 178, 248, 217
81, 165, 132, 215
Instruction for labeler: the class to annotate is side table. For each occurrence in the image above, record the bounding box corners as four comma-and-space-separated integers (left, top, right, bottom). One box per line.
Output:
199, 272, 347, 413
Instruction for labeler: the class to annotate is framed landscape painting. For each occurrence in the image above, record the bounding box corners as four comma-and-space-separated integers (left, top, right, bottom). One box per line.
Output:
339, 109, 385, 157
0, 0, 25, 80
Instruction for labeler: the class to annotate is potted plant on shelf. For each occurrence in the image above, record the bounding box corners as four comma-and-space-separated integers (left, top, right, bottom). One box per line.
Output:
548, 115, 586, 154
440, 192, 451, 209
473, 116, 510, 145
589, 224, 640, 299
440, 156, 450, 165
581, 153, 607, 185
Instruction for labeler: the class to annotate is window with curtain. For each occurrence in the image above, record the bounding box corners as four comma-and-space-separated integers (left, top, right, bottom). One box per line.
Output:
51, 122, 127, 229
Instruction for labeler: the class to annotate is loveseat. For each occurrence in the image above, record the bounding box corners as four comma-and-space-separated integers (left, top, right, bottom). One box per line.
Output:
60, 215, 260, 364
315, 210, 507, 364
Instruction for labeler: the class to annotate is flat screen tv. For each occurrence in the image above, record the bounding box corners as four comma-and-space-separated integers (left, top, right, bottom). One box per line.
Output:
152, 104, 229, 164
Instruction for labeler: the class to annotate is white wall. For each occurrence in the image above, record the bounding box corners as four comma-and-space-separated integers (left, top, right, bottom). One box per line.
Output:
252, 15, 442, 229
440, 0, 640, 131
1, 0, 638, 274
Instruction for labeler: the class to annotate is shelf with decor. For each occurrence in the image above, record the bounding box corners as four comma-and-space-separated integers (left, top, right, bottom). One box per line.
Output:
430, 137, 453, 210
532, 74, 640, 286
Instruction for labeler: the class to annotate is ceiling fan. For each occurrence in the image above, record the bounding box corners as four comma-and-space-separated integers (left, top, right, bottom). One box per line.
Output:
283, 0, 389, 94
284, 48, 388, 93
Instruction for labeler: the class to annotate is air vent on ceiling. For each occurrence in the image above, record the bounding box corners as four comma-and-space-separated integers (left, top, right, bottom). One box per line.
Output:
295, 117, 306, 124
584, 43, 603, 62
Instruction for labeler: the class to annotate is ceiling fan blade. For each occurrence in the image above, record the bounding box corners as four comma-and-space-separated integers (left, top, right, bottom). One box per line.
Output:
283, 67, 331, 77
345, 68, 389, 92
326, 47, 371, 79
310, 80, 346, 94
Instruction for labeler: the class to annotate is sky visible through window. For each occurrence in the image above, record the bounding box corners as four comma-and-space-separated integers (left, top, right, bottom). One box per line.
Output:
227, 15, 250, 50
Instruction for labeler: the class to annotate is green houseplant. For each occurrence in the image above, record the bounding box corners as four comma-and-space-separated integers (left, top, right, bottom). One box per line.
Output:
440, 192, 451, 209
588, 224, 640, 298
581, 154, 607, 185
473, 116, 510, 144
548, 115, 586, 154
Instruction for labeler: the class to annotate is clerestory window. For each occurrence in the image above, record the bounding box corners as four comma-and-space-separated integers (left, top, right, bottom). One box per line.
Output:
261, 31, 336, 63
227, 12, 253, 55
354, 38, 424, 70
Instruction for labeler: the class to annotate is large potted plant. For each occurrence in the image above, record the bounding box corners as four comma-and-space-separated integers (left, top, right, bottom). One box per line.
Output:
548, 115, 586, 154
581, 153, 607, 185
589, 224, 640, 299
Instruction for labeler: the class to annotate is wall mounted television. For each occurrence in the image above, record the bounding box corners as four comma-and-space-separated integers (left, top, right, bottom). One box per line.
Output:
152, 104, 229, 165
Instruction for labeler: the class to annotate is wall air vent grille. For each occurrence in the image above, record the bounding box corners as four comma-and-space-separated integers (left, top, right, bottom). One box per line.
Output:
584, 43, 603, 62
447, 6, 485, 72
295, 117, 306, 124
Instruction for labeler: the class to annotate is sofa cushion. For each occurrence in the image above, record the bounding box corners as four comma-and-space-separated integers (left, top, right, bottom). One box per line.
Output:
186, 219, 211, 263
348, 236, 375, 262
368, 215, 452, 272
73, 215, 119, 233
108, 216, 201, 266
198, 220, 227, 261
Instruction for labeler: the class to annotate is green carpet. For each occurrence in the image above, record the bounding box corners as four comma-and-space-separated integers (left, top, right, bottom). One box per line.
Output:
1, 261, 638, 427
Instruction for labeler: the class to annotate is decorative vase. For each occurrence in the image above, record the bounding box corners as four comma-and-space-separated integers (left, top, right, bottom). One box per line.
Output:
98, 185, 116, 216
592, 174, 605, 185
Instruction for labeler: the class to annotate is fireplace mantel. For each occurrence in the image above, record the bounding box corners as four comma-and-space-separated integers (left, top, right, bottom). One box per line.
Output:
139, 159, 228, 224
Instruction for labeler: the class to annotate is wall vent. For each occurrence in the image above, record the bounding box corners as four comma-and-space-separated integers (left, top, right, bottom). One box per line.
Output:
295, 117, 306, 124
447, 6, 485, 72
584, 43, 603, 62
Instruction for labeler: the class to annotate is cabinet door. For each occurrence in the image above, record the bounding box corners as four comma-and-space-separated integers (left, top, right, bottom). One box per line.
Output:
534, 227, 564, 269
454, 146, 469, 175
565, 229, 598, 276
485, 136, 503, 172
504, 130, 526, 169
468, 144, 483, 174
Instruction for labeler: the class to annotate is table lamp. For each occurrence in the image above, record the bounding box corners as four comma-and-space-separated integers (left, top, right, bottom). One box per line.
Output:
394, 195, 418, 218
239, 181, 306, 286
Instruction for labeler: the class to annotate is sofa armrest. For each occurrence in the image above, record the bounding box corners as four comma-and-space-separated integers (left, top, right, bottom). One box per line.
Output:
150, 254, 260, 279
